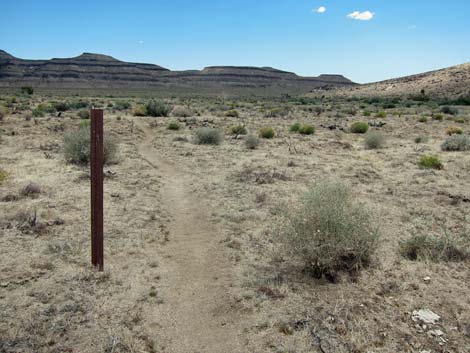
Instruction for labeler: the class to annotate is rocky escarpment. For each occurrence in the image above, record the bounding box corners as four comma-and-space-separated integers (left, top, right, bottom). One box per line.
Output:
0, 50, 356, 93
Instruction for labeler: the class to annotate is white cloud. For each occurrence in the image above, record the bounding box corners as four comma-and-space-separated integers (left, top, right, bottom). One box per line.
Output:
408, 25, 417, 30
138, 40, 144, 44
347, 10, 375, 21
315, 6, 326, 14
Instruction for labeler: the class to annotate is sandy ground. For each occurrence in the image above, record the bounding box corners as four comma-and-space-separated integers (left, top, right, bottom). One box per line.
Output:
1, 98, 469, 352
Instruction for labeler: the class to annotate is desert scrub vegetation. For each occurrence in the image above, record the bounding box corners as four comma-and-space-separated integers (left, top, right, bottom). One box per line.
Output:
418, 155, 443, 170
245, 134, 260, 150
441, 106, 458, 116
167, 121, 181, 130
171, 105, 192, 117
0, 105, 8, 121
441, 134, 470, 151
374, 111, 387, 118
230, 125, 247, 135
364, 131, 386, 149
224, 109, 239, 118
299, 125, 315, 135
400, 232, 469, 262
113, 100, 131, 111
259, 127, 275, 139
77, 109, 90, 119
414, 136, 429, 144
289, 122, 301, 132
418, 116, 428, 123
432, 113, 444, 121
0, 168, 9, 185
194, 127, 223, 145
278, 181, 379, 280
445, 126, 463, 135
132, 105, 147, 117
64, 126, 118, 165
350, 121, 369, 134
145, 100, 170, 117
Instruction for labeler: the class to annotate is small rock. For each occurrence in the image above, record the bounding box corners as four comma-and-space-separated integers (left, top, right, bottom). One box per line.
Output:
412, 309, 441, 324
423, 276, 431, 283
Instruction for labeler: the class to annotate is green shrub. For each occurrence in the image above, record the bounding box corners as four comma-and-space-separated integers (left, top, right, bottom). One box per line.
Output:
231, 125, 247, 135
167, 121, 181, 130
418, 116, 428, 123
364, 131, 386, 149
363, 110, 371, 117
172, 106, 192, 117
279, 181, 379, 279
432, 114, 444, 121
20, 86, 34, 95
418, 155, 443, 170
289, 122, 302, 132
32, 105, 45, 117
400, 234, 469, 262
77, 110, 90, 119
0, 106, 8, 121
53, 102, 69, 112
259, 127, 275, 139
79, 120, 90, 129
145, 100, 170, 117
350, 122, 369, 134
114, 100, 131, 111
132, 106, 147, 117
441, 134, 470, 151
245, 134, 260, 149
441, 106, 459, 115
0, 168, 8, 185
299, 125, 315, 135
225, 109, 239, 118
264, 107, 289, 118
414, 136, 429, 144
375, 111, 387, 118
454, 117, 467, 124
194, 128, 223, 145
64, 127, 118, 165
67, 100, 89, 110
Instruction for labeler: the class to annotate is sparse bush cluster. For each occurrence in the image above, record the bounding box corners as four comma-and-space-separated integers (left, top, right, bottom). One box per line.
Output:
364, 131, 386, 149
245, 134, 260, 149
224, 109, 239, 118
400, 233, 469, 262
441, 134, 470, 151
64, 126, 118, 165
445, 126, 463, 136
194, 127, 223, 145
418, 155, 443, 170
350, 121, 369, 134
279, 181, 379, 280
133, 100, 170, 117
172, 105, 193, 117
167, 121, 181, 130
259, 127, 275, 139
231, 125, 247, 135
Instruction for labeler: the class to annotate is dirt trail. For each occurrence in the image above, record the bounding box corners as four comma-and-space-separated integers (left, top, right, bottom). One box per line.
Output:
137, 122, 245, 353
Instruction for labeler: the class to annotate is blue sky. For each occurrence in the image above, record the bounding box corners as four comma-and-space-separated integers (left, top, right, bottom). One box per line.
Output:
1, 0, 469, 83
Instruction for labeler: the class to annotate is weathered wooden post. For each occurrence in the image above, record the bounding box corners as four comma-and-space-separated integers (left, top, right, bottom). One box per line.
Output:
90, 108, 104, 271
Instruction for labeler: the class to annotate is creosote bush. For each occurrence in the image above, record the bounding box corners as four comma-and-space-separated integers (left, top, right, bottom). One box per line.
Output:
145, 100, 170, 117
418, 155, 443, 170
245, 134, 260, 149
0, 168, 9, 185
132, 105, 147, 117
375, 111, 387, 118
167, 121, 181, 130
299, 125, 315, 135
64, 127, 118, 165
194, 127, 223, 145
441, 134, 470, 151
231, 125, 247, 135
441, 106, 458, 116
350, 121, 369, 134
279, 181, 379, 280
418, 116, 428, 123
364, 131, 386, 149
259, 127, 275, 139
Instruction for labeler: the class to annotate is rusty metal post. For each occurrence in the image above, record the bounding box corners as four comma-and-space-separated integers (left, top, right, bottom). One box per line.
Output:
90, 109, 104, 271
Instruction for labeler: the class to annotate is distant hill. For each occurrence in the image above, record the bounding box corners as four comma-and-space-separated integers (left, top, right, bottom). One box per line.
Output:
341, 63, 470, 99
0, 50, 356, 95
